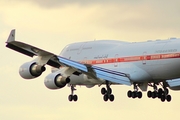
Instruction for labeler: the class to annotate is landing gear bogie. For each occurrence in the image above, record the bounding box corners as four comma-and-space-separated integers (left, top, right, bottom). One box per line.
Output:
127, 83, 143, 99
147, 82, 172, 102
101, 81, 115, 102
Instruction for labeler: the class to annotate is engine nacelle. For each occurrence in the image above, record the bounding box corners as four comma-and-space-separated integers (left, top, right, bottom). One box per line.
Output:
19, 62, 46, 79
44, 72, 70, 89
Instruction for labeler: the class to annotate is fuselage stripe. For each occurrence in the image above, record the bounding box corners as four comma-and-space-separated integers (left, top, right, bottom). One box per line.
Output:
80, 53, 180, 65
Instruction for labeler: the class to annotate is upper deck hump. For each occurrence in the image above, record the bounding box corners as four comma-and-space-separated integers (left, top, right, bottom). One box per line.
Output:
60, 38, 180, 56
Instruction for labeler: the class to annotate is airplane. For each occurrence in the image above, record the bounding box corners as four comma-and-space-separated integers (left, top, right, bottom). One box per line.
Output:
5, 29, 180, 102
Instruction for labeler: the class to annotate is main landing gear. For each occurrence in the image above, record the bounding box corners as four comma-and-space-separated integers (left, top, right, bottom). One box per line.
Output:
126, 82, 171, 102
127, 83, 142, 99
68, 85, 78, 102
101, 81, 114, 102
147, 83, 171, 102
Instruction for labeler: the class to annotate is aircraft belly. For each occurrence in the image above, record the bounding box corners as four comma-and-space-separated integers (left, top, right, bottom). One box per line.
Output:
69, 74, 103, 85
98, 63, 152, 83
128, 65, 152, 82
144, 59, 180, 80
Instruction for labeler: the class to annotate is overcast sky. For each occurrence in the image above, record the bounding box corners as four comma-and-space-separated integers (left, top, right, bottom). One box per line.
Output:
0, 0, 180, 120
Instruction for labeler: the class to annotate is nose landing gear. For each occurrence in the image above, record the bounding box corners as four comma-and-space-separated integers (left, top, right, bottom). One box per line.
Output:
68, 85, 78, 102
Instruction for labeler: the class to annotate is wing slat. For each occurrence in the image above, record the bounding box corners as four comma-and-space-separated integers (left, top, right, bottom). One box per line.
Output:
58, 56, 88, 72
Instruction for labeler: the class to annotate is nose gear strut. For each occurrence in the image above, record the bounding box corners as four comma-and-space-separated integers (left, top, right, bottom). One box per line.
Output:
68, 85, 78, 102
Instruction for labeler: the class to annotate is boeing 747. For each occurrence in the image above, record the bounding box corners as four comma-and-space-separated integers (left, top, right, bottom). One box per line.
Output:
6, 29, 180, 102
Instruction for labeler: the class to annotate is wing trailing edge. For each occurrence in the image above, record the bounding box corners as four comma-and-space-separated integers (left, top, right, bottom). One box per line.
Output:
166, 78, 180, 87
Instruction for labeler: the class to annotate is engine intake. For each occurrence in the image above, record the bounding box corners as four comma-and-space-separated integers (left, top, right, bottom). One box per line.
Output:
44, 72, 70, 89
30, 63, 46, 77
19, 62, 46, 79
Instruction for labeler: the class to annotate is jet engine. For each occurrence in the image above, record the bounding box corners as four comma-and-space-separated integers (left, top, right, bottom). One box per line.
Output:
19, 62, 46, 79
44, 72, 70, 89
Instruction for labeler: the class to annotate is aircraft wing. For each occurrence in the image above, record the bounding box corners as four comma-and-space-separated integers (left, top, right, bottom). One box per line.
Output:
166, 79, 180, 88
6, 29, 60, 68
6, 29, 131, 86
58, 56, 131, 85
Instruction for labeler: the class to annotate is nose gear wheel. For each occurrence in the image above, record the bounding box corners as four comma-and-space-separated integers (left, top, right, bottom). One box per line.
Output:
68, 85, 78, 102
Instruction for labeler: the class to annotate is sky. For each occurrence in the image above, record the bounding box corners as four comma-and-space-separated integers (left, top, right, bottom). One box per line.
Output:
0, 0, 180, 120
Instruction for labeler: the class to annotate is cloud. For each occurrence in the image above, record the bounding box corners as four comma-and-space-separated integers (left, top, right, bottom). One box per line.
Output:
5, 0, 144, 8
4, 0, 180, 12
1, 0, 180, 44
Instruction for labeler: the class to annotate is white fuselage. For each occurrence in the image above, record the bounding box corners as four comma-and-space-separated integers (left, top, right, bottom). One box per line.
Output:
59, 39, 180, 85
